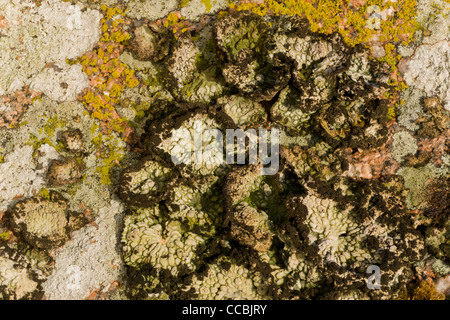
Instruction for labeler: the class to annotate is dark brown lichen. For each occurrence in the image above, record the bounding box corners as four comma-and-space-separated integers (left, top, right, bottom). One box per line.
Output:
47, 157, 83, 187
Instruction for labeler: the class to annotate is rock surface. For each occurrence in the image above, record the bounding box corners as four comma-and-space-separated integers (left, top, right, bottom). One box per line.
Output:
0, 0, 448, 301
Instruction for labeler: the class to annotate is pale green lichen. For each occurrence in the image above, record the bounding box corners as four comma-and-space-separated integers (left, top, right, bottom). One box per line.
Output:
397, 163, 449, 209
110, 5, 444, 300
270, 86, 316, 134
230, 203, 273, 252
165, 35, 227, 104
217, 95, 267, 128
281, 141, 344, 181
118, 159, 173, 204
301, 189, 371, 266
158, 113, 227, 176
9, 193, 79, 250
167, 175, 223, 235
426, 224, 450, 263
121, 205, 204, 275
185, 256, 264, 299
230, 0, 420, 95
214, 11, 290, 101
225, 165, 286, 227
268, 252, 321, 291
391, 131, 418, 163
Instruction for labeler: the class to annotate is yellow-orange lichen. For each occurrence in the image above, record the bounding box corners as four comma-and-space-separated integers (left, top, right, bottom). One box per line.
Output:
398, 279, 446, 300
78, 5, 139, 143
230, 0, 420, 92
75, 5, 142, 184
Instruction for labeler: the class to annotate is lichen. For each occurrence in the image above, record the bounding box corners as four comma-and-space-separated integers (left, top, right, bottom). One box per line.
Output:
1, 1, 441, 300
397, 163, 449, 210
121, 205, 204, 275
185, 256, 264, 299
280, 176, 426, 299
8, 192, 87, 250
113, 8, 437, 299
214, 11, 290, 101
118, 159, 175, 207
391, 131, 418, 163
0, 246, 43, 300
217, 95, 267, 129
281, 142, 345, 181
398, 279, 446, 300
0, 0, 101, 97
226, 0, 422, 122
164, 34, 227, 104
79, 5, 138, 141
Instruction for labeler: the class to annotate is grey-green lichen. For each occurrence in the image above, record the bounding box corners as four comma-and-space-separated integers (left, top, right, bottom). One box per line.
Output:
185, 256, 264, 299
121, 205, 204, 275
300, 188, 371, 266
279, 176, 426, 299
165, 35, 227, 104
217, 95, 267, 128
397, 162, 449, 210
167, 175, 223, 235
214, 11, 290, 101
270, 86, 316, 134
268, 251, 321, 291
0, 0, 445, 300
148, 111, 230, 177
391, 131, 418, 163
9, 192, 87, 250
425, 224, 450, 263
230, 203, 273, 252
118, 159, 174, 206
281, 141, 345, 181
1, 2, 435, 300
113, 9, 439, 300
